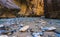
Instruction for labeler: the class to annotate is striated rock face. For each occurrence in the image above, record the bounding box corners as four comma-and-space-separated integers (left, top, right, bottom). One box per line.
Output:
0, 0, 20, 9
14, 0, 44, 17
0, 0, 44, 17
44, 0, 60, 19
0, 0, 20, 18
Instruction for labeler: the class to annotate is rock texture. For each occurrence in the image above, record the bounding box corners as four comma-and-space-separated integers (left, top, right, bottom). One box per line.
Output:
0, 0, 44, 18
0, 0, 20, 18
44, 0, 60, 19
13, 0, 44, 16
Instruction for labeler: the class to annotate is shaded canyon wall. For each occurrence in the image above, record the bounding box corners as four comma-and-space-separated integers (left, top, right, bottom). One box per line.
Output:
44, 0, 60, 19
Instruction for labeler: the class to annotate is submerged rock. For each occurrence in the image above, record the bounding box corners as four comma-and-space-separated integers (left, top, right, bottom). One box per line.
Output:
0, 35, 8, 37
41, 26, 56, 31
19, 25, 29, 32
0, 24, 4, 28
32, 32, 43, 37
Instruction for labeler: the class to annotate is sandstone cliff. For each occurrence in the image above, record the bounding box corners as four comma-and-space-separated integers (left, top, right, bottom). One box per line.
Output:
0, 0, 44, 18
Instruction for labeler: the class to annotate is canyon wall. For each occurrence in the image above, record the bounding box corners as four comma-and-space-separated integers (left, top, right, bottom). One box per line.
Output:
0, 0, 44, 18
44, 0, 60, 19
15, 0, 44, 16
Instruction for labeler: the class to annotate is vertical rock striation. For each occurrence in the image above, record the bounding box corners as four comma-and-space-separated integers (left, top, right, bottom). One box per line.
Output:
0, 0, 20, 18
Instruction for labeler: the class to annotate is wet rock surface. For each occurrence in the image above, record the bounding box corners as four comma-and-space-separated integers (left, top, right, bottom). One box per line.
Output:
0, 17, 60, 37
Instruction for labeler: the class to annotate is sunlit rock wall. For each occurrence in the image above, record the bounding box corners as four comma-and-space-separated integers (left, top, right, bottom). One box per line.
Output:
14, 0, 44, 16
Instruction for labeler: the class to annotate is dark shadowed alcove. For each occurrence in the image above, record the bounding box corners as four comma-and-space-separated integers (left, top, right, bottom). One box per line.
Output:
44, 0, 60, 19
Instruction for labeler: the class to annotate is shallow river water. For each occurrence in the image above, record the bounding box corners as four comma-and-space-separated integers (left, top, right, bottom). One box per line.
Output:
0, 17, 60, 37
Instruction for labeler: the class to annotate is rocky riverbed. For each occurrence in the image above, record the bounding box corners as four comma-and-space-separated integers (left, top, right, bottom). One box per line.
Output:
0, 17, 60, 37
